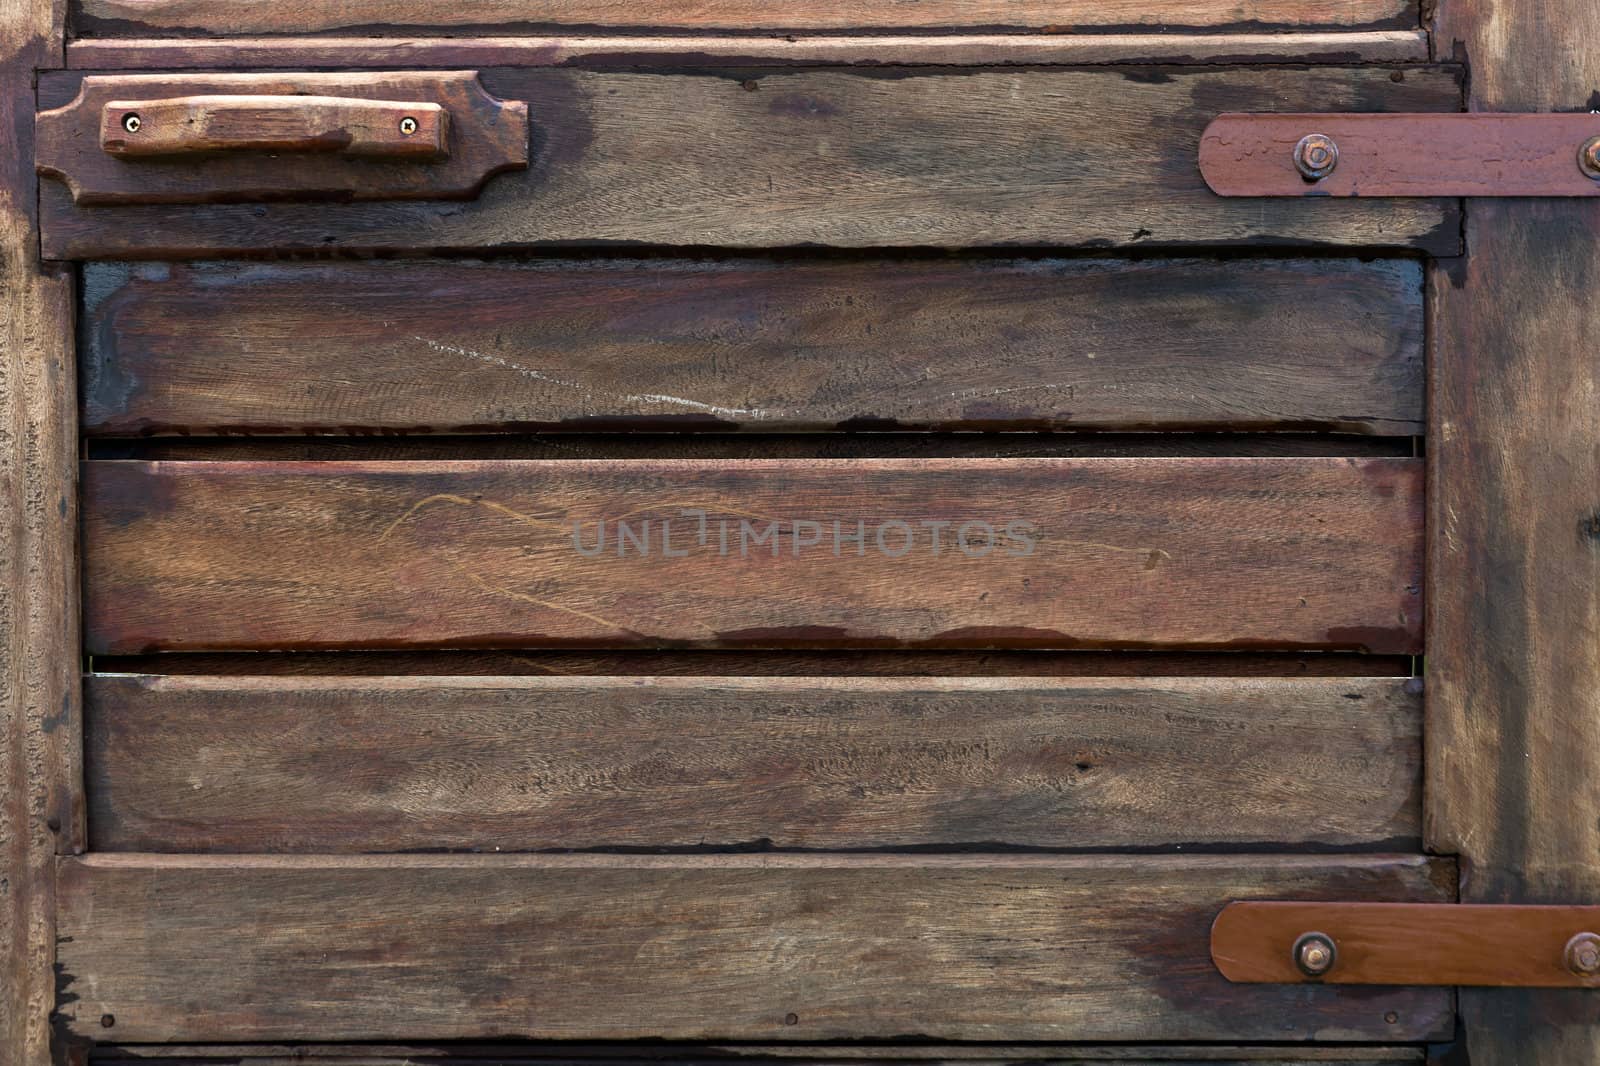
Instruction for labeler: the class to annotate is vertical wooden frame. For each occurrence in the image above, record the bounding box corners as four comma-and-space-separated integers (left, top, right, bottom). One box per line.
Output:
1429, 0, 1600, 1060
1, 1, 78, 1065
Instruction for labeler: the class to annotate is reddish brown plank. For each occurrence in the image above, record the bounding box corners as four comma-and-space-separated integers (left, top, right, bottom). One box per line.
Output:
80, 258, 1424, 436
54, 853, 1455, 1044
39, 66, 1462, 258
82, 458, 1424, 654
63, 32, 1434, 70
84, 675, 1422, 852
73, 0, 1419, 35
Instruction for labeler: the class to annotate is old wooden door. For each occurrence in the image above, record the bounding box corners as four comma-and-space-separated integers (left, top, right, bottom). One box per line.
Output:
2, 0, 1596, 1062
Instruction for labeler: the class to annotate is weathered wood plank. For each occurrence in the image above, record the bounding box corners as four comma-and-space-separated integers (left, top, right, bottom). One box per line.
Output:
82, 458, 1424, 653
84, 674, 1421, 852
1, 1, 76, 1064
90, 650, 1418, 677
73, 0, 1419, 35
54, 853, 1455, 1043
81, 258, 1424, 436
40, 66, 1462, 259
1427, 0, 1600, 1060
63, 32, 1435, 70
85, 1044, 1431, 1065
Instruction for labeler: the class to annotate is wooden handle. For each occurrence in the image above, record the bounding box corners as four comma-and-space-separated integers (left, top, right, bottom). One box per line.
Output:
99, 94, 449, 159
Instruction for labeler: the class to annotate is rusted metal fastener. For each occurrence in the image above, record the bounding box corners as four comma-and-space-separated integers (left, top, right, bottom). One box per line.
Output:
1293, 133, 1339, 182
1565, 932, 1600, 976
1579, 136, 1600, 180
1292, 931, 1338, 977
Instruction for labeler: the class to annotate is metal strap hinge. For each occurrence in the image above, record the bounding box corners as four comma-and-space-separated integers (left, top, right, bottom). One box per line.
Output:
1200, 113, 1600, 197
1212, 902, 1600, 986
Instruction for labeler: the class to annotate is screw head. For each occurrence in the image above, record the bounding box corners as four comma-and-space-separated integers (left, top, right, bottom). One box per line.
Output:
399, 116, 419, 136
1579, 136, 1600, 180
121, 112, 141, 133
1293, 931, 1338, 977
1293, 133, 1339, 182
1566, 932, 1600, 976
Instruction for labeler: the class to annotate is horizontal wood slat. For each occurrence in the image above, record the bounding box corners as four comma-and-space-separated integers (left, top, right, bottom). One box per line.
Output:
72, 0, 1419, 35
84, 1047, 1432, 1066
40, 66, 1461, 259
63, 32, 1435, 70
82, 458, 1424, 653
81, 258, 1425, 436
55, 853, 1455, 1043
84, 675, 1422, 852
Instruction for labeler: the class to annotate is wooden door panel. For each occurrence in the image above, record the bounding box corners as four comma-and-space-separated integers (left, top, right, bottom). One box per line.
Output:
84, 674, 1421, 852
39, 66, 1462, 258
71, 0, 1420, 36
81, 258, 1424, 436
55, 854, 1454, 1044
81, 458, 1424, 653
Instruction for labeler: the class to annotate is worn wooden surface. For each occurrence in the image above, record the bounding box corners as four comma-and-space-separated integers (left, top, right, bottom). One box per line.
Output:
91, 650, 1416, 677
1427, 0, 1600, 1057
73, 0, 1419, 35
1, 2, 76, 1065
39, 72, 528, 205
40, 66, 1462, 258
54, 853, 1455, 1043
85, 674, 1422, 852
84, 1048, 1432, 1066
63, 32, 1435, 70
82, 458, 1424, 653
81, 257, 1424, 436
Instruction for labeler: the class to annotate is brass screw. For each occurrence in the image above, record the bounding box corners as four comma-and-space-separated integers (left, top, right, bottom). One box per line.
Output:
122, 112, 141, 133
1566, 932, 1600, 976
1293, 931, 1338, 977
1293, 133, 1339, 182
399, 116, 419, 136
1579, 136, 1600, 180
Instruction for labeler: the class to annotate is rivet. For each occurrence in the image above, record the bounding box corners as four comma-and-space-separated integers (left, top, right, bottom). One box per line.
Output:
1293, 133, 1339, 182
1579, 136, 1600, 180
399, 116, 419, 136
121, 112, 141, 134
1293, 931, 1338, 977
1565, 931, 1600, 976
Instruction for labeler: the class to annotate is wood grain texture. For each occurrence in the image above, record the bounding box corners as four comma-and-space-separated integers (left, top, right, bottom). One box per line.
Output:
82, 458, 1425, 654
72, 0, 1419, 35
80, 257, 1425, 436
91, 650, 1417, 677
39, 66, 1462, 259
84, 674, 1422, 852
1428, 0, 1600, 1058
62, 32, 1435, 70
83, 1046, 1430, 1066
1, 2, 76, 1065
54, 853, 1455, 1043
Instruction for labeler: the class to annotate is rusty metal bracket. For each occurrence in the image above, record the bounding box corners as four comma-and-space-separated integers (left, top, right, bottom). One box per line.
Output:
1200, 113, 1600, 197
1212, 902, 1600, 986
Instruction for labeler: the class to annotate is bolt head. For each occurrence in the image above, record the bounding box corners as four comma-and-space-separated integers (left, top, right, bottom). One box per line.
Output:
122, 112, 141, 134
399, 116, 419, 136
1293, 931, 1338, 977
1579, 136, 1600, 180
1293, 133, 1339, 182
1566, 932, 1600, 976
